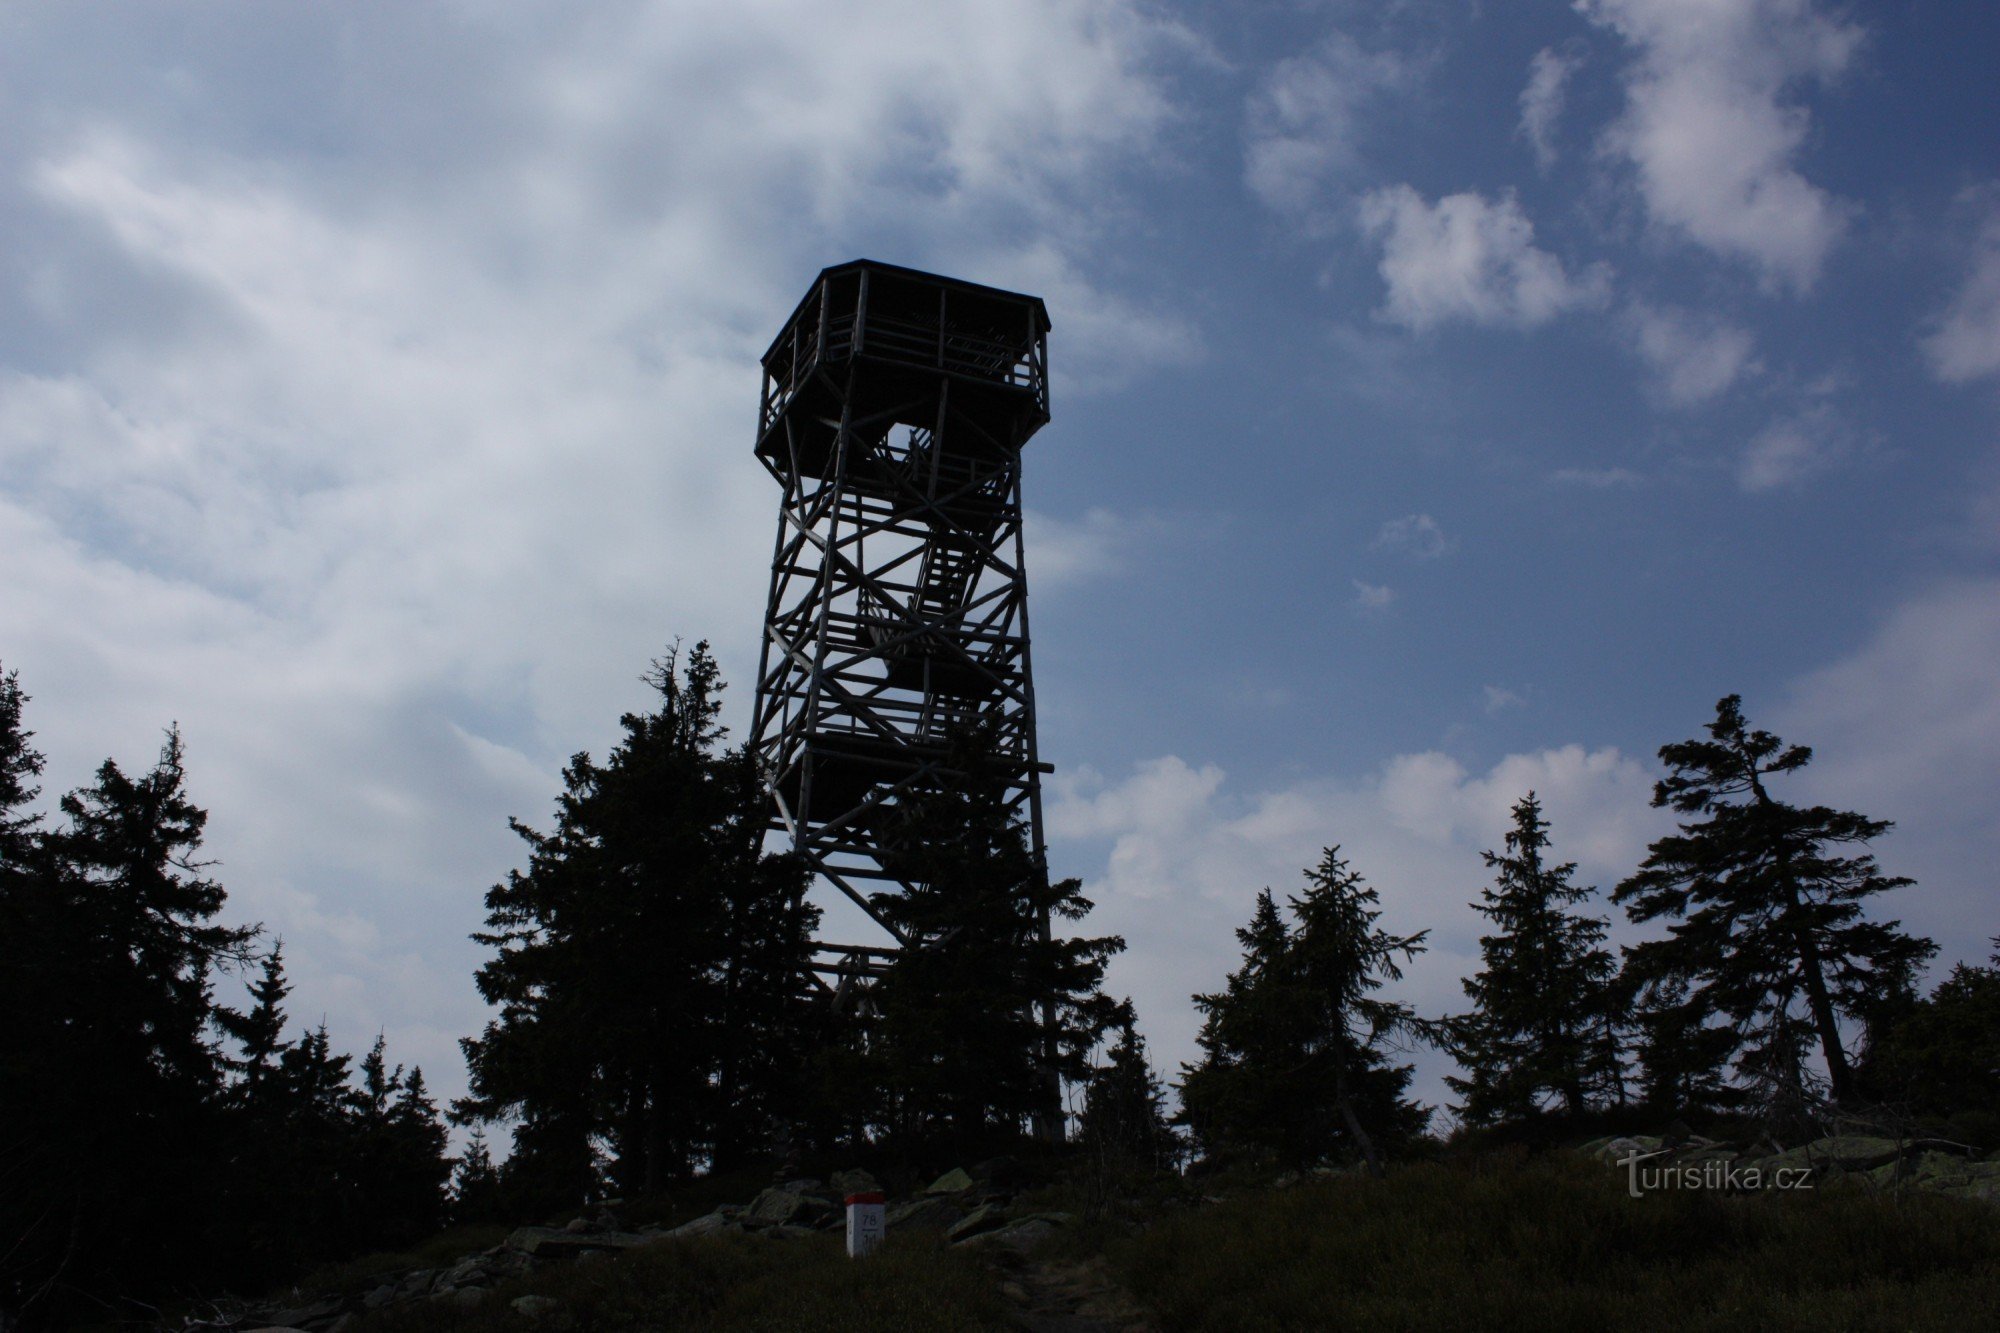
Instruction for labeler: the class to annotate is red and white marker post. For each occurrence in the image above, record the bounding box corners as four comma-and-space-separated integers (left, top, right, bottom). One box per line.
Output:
844, 1190, 886, 1258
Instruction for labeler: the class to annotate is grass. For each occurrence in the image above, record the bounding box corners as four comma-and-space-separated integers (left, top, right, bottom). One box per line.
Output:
1110, 1154, 2000, 1331
352, 1230, 1009, 1332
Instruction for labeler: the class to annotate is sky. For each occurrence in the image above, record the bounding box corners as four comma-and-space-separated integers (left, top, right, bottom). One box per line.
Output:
2, 0, 1996, 1138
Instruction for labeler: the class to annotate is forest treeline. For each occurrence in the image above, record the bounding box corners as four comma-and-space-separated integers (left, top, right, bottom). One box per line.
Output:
3, 650, 1996, 1324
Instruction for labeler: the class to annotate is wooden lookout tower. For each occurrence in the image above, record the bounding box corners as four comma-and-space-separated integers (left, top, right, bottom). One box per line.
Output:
748, 259, 1054, 1007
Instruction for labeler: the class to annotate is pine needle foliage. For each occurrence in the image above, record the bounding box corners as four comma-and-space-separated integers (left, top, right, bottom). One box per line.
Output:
1448, 792, 1624, 1126
1179, 848, 1434, 1175
1613, 695, 1936, 1119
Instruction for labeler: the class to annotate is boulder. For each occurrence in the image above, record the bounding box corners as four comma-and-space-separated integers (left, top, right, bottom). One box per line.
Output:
766, 1224, 821, 1240
831, 1168, 881, 1197
958, 1217, 1060, 1253
1760, 1136, 1904, 1177
1594, 1136, 1663, 1163
946, 1202, 1010, 1243
259, 1297, 345, 1328
505, 1224, 653, 1256
886, 1195, 965, 1233
970, 1156, 1024, 1189
746, 1184, 837, 1227
925, 1167, 976, 1195
666, 1211, 741, 1239
511, 1295, 561, 1320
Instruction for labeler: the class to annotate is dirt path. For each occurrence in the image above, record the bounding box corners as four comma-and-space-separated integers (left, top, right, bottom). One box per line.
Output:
989, 1253, 1159, 1333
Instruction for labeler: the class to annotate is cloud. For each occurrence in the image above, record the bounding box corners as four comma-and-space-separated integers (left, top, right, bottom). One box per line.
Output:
1921, 187, 2000, 383
1243, 32, 1413, 221
1483, 685, 1526, 714
1048, 744, 1667, 1106
1738, 403, 1851, 491
1624, 300, 1760, 405
1519, 46, 1582, 173
1351, 579, 1397, 611
1372, 513, 1457, 560
0, 0, 1201, 1116
1026, 506, 1157, 588
1358, 186, 1611, 331
1549, 466, 1644, 488
1779, 579, 2000, 973
1579, 0, 1861, 292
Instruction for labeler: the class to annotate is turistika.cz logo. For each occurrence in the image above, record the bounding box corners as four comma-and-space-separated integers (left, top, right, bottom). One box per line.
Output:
1617, 1148, 1815, 1198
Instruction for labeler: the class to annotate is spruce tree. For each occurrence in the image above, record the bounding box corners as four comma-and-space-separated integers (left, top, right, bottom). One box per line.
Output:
450, 1127, 506, 1224
1178, 889, 1299, 1166
1179, 851, 1433, 1174
1614, 695, 1937, 1116
459, 642, 818, 1203
867, 725, 1122, 1149
1857, 938, 2000, 1133
3, 722, 258, 1309
1448, 793, 1623, 1127
1078, 1000, 1178, 1169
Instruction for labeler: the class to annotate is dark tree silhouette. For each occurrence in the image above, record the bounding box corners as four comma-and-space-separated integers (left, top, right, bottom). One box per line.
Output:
865, 725, 1122, 1150
1078, 999, 1179, 1170
1448, 793, 1624, 1126
1858, 938, 2000, 1140
1614, 695, 1936, 1117
458, 642, 817, 1205
1180, 850, 1433, 1175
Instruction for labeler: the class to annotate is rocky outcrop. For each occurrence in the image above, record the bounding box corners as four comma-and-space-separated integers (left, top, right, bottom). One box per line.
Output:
1583, 1132, 2000, 1202
173, 1161, 1065, 1330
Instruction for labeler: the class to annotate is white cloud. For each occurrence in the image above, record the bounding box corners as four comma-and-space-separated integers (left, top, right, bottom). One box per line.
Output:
1244, 32, 1412, 221
0, 0, 1200, 1117
1922, 188, 2000, 383
1738, 403, 1850, 491
1780, 579, 2000, 973
1483, 685, 1526, 714
1352, 578, 1397, 610
1550, 466, 1644, 488
1579, 0, 1861, 292
1026, 506, 1157, 588
1519, 46, 1582, 173
1372, 512, 1457, 560
1625, 300, 1760, 405
1359, 186, 1611, 331
1048, 744, 1666, 1107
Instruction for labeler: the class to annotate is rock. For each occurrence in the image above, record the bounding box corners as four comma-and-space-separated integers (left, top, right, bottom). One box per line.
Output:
563, 1216, 594, 1233
512, 1295, 561, 1320
946, 1202, 1009, 1243
362, 1284, 397, 1311
261, 1298, 345, 1328
1594, 1136, 1663, 1163
394, 1268, 436, 1297
925, 1167, 976, 1195
831, 1168, 881, 1197
971, 1156, 1023, 1188
666, 1211, 741, 1239
444, 1257, 490, 1287
958, 1217, 1058, 1253
886, 1195, 965, 1233
448, 1287, 488, 1309
746, 1184, 836, 1227
767, 1224, 820, 1240
1761, 1136, 1905, 1177
506, 1224, 653, 1256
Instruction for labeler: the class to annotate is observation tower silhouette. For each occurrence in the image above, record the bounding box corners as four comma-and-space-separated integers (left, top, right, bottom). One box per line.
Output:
747, 260, 1054, 1008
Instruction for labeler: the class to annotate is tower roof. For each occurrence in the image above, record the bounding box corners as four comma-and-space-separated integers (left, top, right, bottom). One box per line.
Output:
762, 258, 1051, 365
